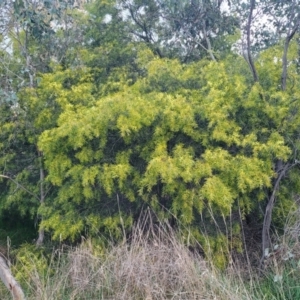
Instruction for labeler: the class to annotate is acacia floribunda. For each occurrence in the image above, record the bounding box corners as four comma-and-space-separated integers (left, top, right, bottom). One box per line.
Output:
36, 45, 300, 266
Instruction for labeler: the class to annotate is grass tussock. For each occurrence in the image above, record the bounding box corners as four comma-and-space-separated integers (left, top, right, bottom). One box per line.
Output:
66, 224, 250, 300
10, 222, 254, 300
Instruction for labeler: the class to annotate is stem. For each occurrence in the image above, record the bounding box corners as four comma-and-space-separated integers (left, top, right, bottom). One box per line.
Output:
36, 152, 45, 246
246, 0, 258, 82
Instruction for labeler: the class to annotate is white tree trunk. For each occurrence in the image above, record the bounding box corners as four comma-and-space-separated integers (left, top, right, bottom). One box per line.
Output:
0, 256, 25, 300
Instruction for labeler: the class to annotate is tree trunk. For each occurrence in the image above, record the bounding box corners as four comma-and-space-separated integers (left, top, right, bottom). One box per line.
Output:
260, 162, 290, 270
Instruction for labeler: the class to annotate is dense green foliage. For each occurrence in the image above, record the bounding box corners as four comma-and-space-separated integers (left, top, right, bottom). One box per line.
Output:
0, 0, 300, 268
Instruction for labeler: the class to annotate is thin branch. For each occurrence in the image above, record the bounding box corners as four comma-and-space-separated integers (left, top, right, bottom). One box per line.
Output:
281, 17, 300, 91
246, 0, 258, 82
0, 175, 40, 201
128, 7, 163, 58
36, 152, 45, 246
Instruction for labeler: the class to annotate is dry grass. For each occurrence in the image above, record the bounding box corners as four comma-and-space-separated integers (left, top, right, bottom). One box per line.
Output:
11, 221, 257, 300
66, 224, 250, 300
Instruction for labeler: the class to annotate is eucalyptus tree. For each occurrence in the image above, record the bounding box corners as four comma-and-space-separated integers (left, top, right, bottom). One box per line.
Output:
117, 0, 238, 62
0, 0, 87, 245
80, 0, 143, 97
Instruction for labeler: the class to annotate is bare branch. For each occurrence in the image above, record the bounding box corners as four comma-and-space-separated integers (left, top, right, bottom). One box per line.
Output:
281, 16, 300, 91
